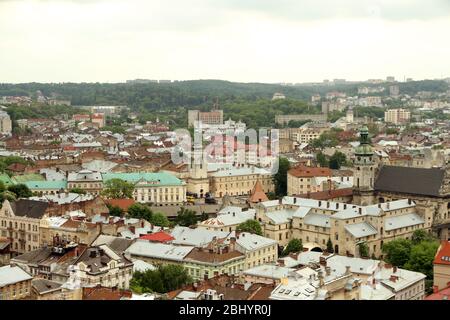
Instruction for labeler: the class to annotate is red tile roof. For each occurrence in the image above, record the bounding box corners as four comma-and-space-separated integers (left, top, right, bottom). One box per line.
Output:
288, 165, 332, 178
140, 231, 174, 243
105, 199, 136, 212
434, 241, 450, 265
248, 180, 268, 203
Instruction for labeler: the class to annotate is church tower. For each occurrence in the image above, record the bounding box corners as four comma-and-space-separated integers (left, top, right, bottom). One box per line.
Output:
353, 126, 376, 205
187, 142, 209, 198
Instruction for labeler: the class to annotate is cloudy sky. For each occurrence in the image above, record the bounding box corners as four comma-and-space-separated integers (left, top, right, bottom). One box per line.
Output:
1, 0, 449, 83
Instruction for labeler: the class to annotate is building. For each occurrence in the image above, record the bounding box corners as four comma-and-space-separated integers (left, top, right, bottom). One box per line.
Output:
254, 196, 431, 257
74, 245, 134, 289
188, 109, 224, 127
187, 144, 210, 198
272, 93, 286, 100
390, 85, 400, 97
209, 166, 274, 198
0, 110, 12, 134
287, 166, 353, 196
91, 113, 105, 128
198, 207, 256, 232
275, 114, 327, 125
67, 170, 103, 195
0, 199, 48, 255
433, 241, 450, 290
102, 172, 186, 205
0, 265, 33, 300
384, 109, 410, 125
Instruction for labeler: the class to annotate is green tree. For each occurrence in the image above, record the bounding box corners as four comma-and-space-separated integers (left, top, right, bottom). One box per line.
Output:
358, 242, 369, 258
107, 204, 124, 217
411, 229, 432, 245
328, 151, 347, 169
282, 238, 303, 256
102, 178, 135, 199
236, 219, 263, 236
326, 238, 334, 253
404, 240, 440, 279
382, 238, 412, 267
0, 181, 5, 193
316, 151, 329, 167
273, 157, 290, 197
7, 184, 32, 198
150, 212, 170, 228
174, 207, 198, 227
128, 203, 153, 221
130, 264, 192, 294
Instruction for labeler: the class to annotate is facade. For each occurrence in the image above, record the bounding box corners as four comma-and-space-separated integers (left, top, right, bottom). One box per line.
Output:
102, 172, 186, 205
188, 109, 224, 127
67, 170, 103, 195
0, 265, 33, 300
209, 167, 274, 198
384, 109, 411, 125
0, 199, 47, 255
74, 245, 134, 289
0, 110, 12, 134
198, 207, 256, 232
275, 114, 327, 125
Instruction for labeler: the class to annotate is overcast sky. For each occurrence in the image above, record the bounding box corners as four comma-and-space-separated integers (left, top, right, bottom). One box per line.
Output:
1, 0, 449, 83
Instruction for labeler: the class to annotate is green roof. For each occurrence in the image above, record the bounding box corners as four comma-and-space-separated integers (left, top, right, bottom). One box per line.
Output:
0, 173, 14, 186
102, 172, 184, 186
24, 180, 67, 190
12, 174, 45, 184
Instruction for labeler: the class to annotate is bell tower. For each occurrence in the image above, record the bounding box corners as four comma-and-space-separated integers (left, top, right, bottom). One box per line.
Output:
187, 142, 209, 198
353, 126, 376, 205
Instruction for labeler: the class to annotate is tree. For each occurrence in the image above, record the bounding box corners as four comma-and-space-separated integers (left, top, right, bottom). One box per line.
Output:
328, 151, 347, 170
411, 229, 432, 245
107, 204, 124, 217
236, 219, 262, 236
174, 207, 198, 227
130, 264, 192, 294
102, 178, 135, 199
200, 211, 209, 221
382, 238, 412, 267
128, 203, 153, 222
150, 212, 170, 228
273, 157, 290, 197
0, 181, 5, 193
326, 238, 334, 253
358, 242, 369, 258
316, 151, 328, 167
404, 240, 440, 279
7, 184, 32, 198
282, 239, 303, 256
69, 188, 87, 195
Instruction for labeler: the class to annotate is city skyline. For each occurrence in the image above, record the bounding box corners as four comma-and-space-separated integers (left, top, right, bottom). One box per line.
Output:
1, 0, 450, 83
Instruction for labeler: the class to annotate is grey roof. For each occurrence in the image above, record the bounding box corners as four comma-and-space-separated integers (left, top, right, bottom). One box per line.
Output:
126, 241, 194, 262
345, 222, 378, 238
32, 278, 63, 294
10, 199, 49, 219
0, 265, 33, 288
91, 235, 134, 254
385, 213, 425, 231
375, 166, 445, 197
304, 213, 331, 228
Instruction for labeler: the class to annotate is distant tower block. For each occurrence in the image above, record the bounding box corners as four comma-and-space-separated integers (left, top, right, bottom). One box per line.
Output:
346, 107, 354, 123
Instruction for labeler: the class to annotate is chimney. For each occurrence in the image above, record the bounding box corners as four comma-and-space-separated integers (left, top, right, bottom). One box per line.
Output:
319, 256, 327, 266
307, 191, 310, 199
129, 226, 135, 234
433, 285, 439, 294
325, 266, 331, 276
389, 275, 398, 282
393, 266, 397, 273
345, 266, 351, 275
372, 277, 376, 289
408, 198, 412, 205
277, 259, 285, 267
204, 274, 209, 281
358, 207, 362, 215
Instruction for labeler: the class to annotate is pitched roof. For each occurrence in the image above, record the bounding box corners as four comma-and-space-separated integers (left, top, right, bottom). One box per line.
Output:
105, 198, 136, 212
248, 180, 269, 203
374, 166, 445, 197
434, 241, 450, 266
0, 265, 33, 288
140, 231, 175, 243
10, 199, 49, 219
288, 166, 332, 178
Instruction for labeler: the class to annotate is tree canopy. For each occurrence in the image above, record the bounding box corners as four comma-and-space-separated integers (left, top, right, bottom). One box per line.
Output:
102, 178, 135, 199
130, 264, 192, 294
282, 239, 303, 256
273, 157, 290, 197
174, 207, 198, 227
236, 219, 263, 236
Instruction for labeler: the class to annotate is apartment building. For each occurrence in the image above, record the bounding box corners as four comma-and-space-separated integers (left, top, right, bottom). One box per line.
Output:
433, 241, 450, 290
67, 170, 103, 195
384, 108, 411, 125
188, 109, 224, 127
0, 110, 12, 134
0, 199, 48, 255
